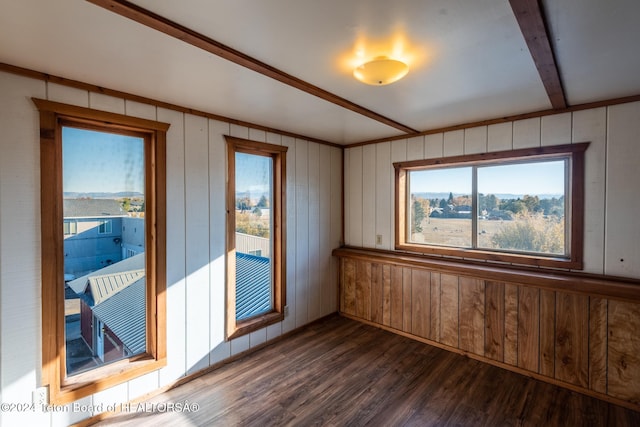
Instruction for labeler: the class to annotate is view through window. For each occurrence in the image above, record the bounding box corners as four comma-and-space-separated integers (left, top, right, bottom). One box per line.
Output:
62, 126, 147, 376
234, 152, 274, 321
408, 159, 567, 256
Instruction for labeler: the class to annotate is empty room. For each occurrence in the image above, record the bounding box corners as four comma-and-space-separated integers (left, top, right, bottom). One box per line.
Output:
1, 1, 640, 426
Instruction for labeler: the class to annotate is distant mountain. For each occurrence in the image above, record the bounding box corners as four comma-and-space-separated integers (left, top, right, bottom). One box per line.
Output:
413, 192, 562, 200
63, 191, 144, 199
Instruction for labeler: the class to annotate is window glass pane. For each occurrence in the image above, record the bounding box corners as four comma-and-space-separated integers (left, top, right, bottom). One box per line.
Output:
409, 167, 473, 248
477, 160, 566, 255
235, 152, 273, 321
62, 127, 146, 376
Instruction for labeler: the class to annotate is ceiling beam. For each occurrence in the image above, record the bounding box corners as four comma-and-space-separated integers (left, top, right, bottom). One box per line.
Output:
86, 0, 419, 135
509, 0, 567, 109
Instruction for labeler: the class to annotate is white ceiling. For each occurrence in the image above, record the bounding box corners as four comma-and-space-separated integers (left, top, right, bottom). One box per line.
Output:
1, 0, 639, 145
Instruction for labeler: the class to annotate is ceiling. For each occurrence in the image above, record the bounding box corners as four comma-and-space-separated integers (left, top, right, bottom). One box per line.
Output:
1, 0, 639, 145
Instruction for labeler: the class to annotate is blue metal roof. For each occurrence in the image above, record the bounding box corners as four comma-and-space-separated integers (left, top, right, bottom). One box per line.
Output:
236, 252, 272, 321
93, 277, 146, 355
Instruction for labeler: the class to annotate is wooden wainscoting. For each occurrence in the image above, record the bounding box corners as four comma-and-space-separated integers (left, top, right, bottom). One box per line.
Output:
334, 247, 640, 411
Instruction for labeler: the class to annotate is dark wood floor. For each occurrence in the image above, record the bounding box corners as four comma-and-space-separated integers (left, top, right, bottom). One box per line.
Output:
98, 315, 640, 426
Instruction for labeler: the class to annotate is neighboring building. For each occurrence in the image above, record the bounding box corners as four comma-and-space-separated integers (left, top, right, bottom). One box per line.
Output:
235, 252, 271, 321
70, 254, 146, 364
63, 199, 126, 277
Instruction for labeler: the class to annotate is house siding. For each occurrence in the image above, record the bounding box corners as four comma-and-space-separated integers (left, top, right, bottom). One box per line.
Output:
0, 70, 342, 426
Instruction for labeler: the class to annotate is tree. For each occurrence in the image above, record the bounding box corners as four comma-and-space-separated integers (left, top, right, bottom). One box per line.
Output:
256, 194, 269, 208
411, 197, 426, 234
491, 213, 563, 254
236, 196, 251, 212
121, 197, 131, 212
252, 207, 262, 217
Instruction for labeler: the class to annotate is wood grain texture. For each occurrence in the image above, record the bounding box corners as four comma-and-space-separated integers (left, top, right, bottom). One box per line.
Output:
342, 259, 356, 316
608, 301, 640, 403
589, 297, 608, 394
555, 292, 589, 388
518, 286, 540, 372
402, 268, 413, 332
390, 265, 404, 330
354, 261, 371, 320
382, 265, 391, 327
459, 277, 485, 356
410, 269, 430, 339
539, 289, 556, 377
504, 284, 519, 366
97, 316, 640, 427
484, 281, 504, 361
370, 263, 383, 324
429, 272, 441, 342
440, 274, 459, 348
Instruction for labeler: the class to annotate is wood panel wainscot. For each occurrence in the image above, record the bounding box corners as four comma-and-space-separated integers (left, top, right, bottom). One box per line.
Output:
333, 247, 640, 412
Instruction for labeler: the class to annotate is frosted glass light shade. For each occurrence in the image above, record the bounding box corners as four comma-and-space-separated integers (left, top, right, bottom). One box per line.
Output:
353, 56, 409, 85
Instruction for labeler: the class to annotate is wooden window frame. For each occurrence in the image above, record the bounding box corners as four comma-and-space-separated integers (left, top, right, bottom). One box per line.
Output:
225, 136, 287, 339
34, 99, 167, 405
394, 143, 588, 270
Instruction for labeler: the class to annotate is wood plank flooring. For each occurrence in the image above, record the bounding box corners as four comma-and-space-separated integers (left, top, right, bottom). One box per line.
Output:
97, 315, 640, 426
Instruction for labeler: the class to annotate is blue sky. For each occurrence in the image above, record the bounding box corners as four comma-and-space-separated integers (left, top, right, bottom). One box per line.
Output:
63, 127, 144, 194
410, 160, 566, 196
235, 152, 272, 195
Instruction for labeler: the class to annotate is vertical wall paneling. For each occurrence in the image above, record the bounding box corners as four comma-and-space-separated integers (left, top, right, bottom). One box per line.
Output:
319, 145, 332, 316
329, 147, 342, 313
429, 273, 441, 342
402, 268, 412, 332
375, 142, 391, 249
573, 107, 607, 275
443, 130, 464, 157
362, 144, 377, 248
229, 124, 249, 139
406, 135, 425, 160
390, 265, 404, 330
281, 136, 297, 333
370, 263, 383, 324
209, 120, 230, 363
605, 102, 640, 278
458, 277, 484, 356
517, 286, 540, 372
425, 133, 444, 159
512, 117, 541, 149
607, 300, 640, 403
266, 131, 282, 146
541, 112, 571, 146
46, 82, 88, 106
88, 92, 125, 114
410, 269, 430, 338
382, 265, 392, 327
307, 142, 322, 321
487, 122, 513, 152
589, 297, 608, 394
295, 139, 310, 327
125, 100, 156, 120
503, 284, 518, 366
355, 261, 371, 320
0, 73, 47, 427
439, 274, 459, 348
342, 259, 356, 316
463, 126, 487, 155
248, 128, 266, 142
484, 281, 505, 361
347, 146, 363, 247
555, 292, 589, 388
184, 114, 211, 375
158, 107, 187, 386
539, 289, 556, 377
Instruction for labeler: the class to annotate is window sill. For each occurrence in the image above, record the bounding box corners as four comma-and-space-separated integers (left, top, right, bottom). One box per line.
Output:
228, 311, 283, 340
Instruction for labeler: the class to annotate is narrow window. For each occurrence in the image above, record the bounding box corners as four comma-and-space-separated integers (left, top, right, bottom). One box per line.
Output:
226, 136, 287, 339
396, 143, 587, 269
35, 99, 167, 404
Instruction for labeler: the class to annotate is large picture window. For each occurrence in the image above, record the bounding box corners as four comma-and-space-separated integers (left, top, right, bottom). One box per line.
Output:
226, 136, 287, 339
395, 143, 588, 269
34, 99, 167, 404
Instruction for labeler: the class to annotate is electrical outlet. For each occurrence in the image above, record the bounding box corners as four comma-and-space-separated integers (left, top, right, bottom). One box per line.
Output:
33, 386, 48, 406
376, 234, 382, 245
284, 305, 289, 317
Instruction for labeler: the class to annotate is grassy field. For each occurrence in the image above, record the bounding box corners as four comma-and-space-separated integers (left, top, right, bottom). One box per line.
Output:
411, 217, 562, 251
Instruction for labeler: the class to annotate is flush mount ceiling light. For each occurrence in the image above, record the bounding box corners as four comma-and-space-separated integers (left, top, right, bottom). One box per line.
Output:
353, 56, 409, 86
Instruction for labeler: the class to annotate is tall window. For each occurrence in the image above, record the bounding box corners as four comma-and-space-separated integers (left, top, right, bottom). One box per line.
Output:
226, 136, 287, 339
395, 143, 588, 269
35, 99, 167, 404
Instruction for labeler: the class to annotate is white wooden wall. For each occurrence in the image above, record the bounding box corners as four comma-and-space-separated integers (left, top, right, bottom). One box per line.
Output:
0, 71, 342, 426
345, 102, 640, 280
